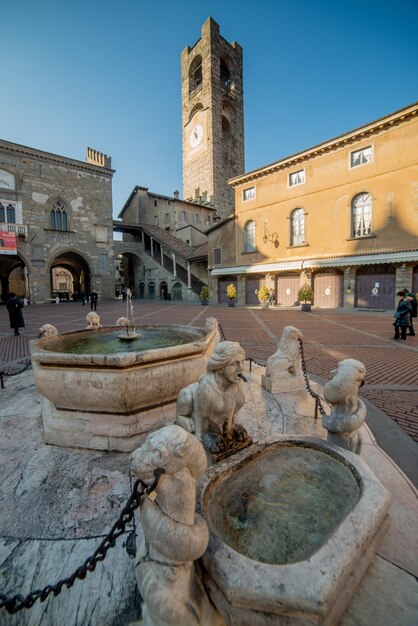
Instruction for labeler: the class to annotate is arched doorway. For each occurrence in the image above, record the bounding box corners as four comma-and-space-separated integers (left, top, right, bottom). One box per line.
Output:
159, 281, 168, 300
172, 282, 183, 300
0, 254, 29, 302
50, 251, 91, 301
313, 269, 344, 308
355, 265, 396, 309
148, 282, 156, 299
138, 282, 145, 299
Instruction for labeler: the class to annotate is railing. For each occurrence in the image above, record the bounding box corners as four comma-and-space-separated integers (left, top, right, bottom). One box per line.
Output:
0, 223, 28, 236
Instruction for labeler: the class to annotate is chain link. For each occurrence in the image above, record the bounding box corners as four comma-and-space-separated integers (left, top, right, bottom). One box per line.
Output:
0, 360, 32, 389
298, 338, 326, 418
0, 468, 165, 615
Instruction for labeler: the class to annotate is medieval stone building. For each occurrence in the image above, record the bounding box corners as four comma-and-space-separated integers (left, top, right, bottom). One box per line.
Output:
0, 141, 115, 303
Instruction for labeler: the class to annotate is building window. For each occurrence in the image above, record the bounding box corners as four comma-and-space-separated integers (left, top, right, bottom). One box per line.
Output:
165, 212, 170, 224
289, 169, 305, 187
244, 221, 256, 252
220, 59, 231, 86
351, 192, 372, 238
180, 210, 186, 221
50, 200, 68, 231
0, 203, 4, 222
350, 146, 372, 168
189, 56, 202, 94
214, 248, 222, 265
154, 216, 158, 225
0, 202, 17, 224
193, 213, 200, 223
243, 186, 255, 201
290, 208, 305, 246
0, 169, 15, 190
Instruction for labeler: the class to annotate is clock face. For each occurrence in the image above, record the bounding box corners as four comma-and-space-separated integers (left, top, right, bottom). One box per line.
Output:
189, 123, 203, 148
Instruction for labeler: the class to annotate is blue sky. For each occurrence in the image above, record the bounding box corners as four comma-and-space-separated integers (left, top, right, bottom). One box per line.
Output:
2, 0, 417, 217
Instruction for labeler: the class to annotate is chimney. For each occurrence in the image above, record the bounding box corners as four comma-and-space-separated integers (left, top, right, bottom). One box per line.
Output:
173, 190, 180, 200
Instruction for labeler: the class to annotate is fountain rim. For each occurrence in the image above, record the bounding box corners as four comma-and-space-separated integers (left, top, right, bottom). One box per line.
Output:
199, 434, 391, 614
30, 323, 212, 368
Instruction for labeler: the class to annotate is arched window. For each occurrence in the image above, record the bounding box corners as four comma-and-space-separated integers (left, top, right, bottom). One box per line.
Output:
222, 116, 231, 135
189, 56, 202, 94
351, 193, 372, 238
245, 221, 256, 252
290, 208, 305, 246
6, 204, 16, 223
0, 203, 5, 222
50, 200, 68, 231
220, 58, 231, 86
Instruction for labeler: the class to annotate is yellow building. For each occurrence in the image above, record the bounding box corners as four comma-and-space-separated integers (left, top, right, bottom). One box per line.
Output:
208, 102, 418, 308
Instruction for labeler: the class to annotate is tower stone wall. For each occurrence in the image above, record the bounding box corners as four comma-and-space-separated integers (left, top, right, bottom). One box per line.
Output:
181, 17, 244, 219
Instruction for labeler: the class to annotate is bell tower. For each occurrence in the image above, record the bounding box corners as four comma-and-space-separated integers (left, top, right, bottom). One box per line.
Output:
181, 17, 244, 219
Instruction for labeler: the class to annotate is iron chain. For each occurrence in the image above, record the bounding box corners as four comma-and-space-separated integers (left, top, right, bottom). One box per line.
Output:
298, 338, 326, 418
0, 468, 165, 614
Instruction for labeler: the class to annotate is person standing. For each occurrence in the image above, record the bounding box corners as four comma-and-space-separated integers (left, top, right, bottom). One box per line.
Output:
402, 288, 417, 336
6, 292, 25, 336
90, 289, 98, 311
393, 291, 412, 340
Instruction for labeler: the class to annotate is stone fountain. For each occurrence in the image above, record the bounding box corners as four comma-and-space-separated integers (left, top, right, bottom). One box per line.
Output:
30, 315, 220, 451
130, 326, 391, 626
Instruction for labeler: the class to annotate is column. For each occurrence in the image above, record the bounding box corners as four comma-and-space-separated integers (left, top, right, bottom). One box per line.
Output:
187, 263, 191, 289
172, 253, 177, 277
160, 245, 164, 266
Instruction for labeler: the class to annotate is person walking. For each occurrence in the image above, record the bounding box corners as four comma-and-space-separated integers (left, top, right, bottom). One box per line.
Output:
6, 292, 25, 336
402, 288, 417, 336
393, 291, 412, 340
90, 289, 98, 311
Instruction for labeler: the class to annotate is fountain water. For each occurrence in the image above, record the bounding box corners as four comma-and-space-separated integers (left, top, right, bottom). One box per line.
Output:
118, 288, 139, 341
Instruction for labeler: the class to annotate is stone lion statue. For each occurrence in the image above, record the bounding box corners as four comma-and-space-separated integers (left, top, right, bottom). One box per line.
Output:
130, 425, 224, 626
322, 359, 366, 453
116, 316, 130, 328
38, 324, 59, 338
86, 311, 102, 329
262, 325, 304, 393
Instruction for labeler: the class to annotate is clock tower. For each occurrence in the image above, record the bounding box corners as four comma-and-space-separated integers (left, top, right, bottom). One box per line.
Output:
181, 17, 244, 219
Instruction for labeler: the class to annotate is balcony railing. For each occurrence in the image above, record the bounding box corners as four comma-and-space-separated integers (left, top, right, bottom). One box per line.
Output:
0, 223, 28, 236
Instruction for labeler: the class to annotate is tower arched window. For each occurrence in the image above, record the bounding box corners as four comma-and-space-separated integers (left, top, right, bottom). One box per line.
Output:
220, 58, 231, 86
50, 200, 68, 231
189, 56, 202, 94
245, 221, 256, 252
351, 193, 372, 238
0, 203, 5, 223
290, 208, 305, 246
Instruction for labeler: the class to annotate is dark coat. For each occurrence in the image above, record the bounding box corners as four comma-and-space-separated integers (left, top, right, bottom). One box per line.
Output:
394, 298, 412, 328
90, 291, 98, 304
6, 297, 25, 330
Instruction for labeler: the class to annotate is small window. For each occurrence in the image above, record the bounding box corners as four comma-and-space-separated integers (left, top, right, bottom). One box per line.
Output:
220, 59, 231, 86
290, 208, 305, 246
243, 187, 256, 201
50, 200, 68, 231
244, 221, 256, 252
351, 192, 372, 238
165, 212, 170, 224
193, 214, 200, 224
189, 56, 202, 94
154, 199, 157, 207
214, 248, 222, 265
350, 146, 372, 168
289, 170, 305, 187
180, 210, 186, 221
154, 216, 158, 225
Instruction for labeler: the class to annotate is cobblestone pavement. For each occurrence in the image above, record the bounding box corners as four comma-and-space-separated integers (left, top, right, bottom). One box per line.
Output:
1, 300, 417, 443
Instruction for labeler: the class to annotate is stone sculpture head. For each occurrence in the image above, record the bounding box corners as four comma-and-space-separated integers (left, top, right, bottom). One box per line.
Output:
86, 311, 102, 329
38, 324, 59, 339
131, 424, 207, 483
324, 358, 366, 416
207, 341, 245, 384
116, 317, 130, 328
277, 325, 303, 355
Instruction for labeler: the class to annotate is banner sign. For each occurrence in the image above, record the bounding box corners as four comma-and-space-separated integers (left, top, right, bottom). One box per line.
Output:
0, 231, 17, 255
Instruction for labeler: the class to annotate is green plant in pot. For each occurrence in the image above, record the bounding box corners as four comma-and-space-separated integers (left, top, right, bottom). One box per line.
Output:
199, 285, 209, 305
226, 283, 237, 306
257, 285, 271, 308
298, 283, 313, 311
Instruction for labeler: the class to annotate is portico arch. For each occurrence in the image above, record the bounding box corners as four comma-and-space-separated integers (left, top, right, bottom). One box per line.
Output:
49, 251, 92, 301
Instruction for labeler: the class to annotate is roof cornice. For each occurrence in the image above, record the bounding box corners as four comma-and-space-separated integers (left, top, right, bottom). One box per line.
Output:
0, 139, 115, 177
229, 102, 418, 188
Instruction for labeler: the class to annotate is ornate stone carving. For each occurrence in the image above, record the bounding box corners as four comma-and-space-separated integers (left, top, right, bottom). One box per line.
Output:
85, 311, 102, 329
38, 324, 59, 338
130, 425, 224, 626
322, 359, 366, 453
175, 341, 251, 463
262, 326, 304, 393
116, 316, 130, 328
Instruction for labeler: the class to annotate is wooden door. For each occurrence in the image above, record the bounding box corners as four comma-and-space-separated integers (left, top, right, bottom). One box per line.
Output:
313, 270, 343, 308
412, 265, 418, 294
355, 265, 396, 309
276, 274, 300, 306
245, 275, 263, 304
218, 277, 237, 304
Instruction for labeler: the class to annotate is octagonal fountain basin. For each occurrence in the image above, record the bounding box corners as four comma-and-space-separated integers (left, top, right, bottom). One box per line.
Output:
200, 436, 391, 626
30, 318, 219, 452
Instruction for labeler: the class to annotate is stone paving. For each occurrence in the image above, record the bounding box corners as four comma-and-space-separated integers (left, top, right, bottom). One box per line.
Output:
1, 301, 417, 442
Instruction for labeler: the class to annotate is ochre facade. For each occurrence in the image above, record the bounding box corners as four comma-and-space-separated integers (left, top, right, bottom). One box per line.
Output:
209, 103, 418, 308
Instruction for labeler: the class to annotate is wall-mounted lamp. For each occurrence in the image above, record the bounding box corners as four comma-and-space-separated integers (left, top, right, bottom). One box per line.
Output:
263, 225, 280, 248
400, 263, 406, 272
345, 266, 351, 274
